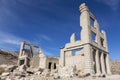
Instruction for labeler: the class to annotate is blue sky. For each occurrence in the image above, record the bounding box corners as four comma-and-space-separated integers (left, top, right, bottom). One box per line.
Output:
0, 0, 120, 60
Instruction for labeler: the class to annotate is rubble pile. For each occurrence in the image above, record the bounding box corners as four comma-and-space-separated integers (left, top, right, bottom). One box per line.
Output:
0, 64, 120, 80
0, 64, 92, 80
58, 66, 76, 78
0, 64, 60, 80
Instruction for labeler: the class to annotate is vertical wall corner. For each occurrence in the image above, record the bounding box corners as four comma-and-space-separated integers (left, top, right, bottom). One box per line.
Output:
70, 33, 76, 43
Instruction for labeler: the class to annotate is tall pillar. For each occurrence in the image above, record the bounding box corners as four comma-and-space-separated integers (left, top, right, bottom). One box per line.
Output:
60, 49, 65, 67
95, 50, 101, 74
19, 41, 25, 56
18, 41, 25, 66
84, 45, 94, 74
106, 54, 111, 74
51, 63, 54, 70
17, 60, 20, 66
24, 58, 27, 67
30, 45, 34, 58
101, 52, 106, 74
80, 3, 91, 44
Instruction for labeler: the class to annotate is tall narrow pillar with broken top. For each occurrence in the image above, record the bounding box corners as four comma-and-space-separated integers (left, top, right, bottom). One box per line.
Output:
80, 3, 94, 74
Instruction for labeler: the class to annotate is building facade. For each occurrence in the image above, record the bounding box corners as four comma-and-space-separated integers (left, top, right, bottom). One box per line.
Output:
59, 3, 111, 76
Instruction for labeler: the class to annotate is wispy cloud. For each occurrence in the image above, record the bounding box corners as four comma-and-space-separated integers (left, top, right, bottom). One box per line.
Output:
42, 49, 53, 56
40, 34, 52, 42
0, 31, 23, 45
0, 31, 25, 50
96, 0, 120, 10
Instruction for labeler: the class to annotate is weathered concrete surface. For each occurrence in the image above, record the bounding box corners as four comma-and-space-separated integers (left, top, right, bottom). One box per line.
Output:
59, 3, 111, 76
18, 41, 41, 68
39, 53, 59, 70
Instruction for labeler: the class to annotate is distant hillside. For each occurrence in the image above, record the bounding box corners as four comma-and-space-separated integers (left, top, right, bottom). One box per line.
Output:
111, 60, 120, 74
0, 49, 18, 65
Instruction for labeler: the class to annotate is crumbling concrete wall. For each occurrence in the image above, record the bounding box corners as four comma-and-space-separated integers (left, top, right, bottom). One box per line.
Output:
18, 41, 41, 68
59, 3, 111, 76
30, 56, 40, 68
64, 51, 85, 71
39, 53, 59, 70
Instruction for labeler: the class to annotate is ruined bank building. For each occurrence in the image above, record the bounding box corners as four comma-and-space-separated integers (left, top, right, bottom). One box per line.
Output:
18, 3, 111, 76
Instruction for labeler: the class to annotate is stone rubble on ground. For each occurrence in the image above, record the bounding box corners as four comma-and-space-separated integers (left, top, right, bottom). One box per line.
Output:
0, 64, 120, 80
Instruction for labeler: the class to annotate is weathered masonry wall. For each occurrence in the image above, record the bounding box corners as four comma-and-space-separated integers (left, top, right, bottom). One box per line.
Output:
18, 41, 41, 68
30, 56, 40, 68
59, 3, 111, 76
39, 53, 59, 70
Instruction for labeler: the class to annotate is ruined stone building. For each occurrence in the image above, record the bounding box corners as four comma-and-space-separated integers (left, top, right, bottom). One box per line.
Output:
39, 53, 59, 70
18, 3, 111, 76
18, 41, 59, 70
59, 3, 111, 75
18, 41, 41, 68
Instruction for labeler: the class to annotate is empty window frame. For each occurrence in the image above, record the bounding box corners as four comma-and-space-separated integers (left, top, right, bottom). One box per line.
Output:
24, 45, 31, 56
90, 17, 95, 27
20, 59, 25, 65
100, 37, 104, 47
24, 45, 30, 50
33, 47, 39, 57
72, 48, 83, 56
91, 32, 96, 42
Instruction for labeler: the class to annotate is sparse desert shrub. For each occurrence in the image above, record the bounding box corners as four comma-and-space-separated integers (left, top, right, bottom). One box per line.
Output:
0, 67, 5, 75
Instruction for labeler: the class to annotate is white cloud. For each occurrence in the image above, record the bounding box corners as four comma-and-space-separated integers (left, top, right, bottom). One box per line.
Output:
0, 31, 56, 56
96, 0, 120, 10
0, 31, 25, 51
0, 31, 23, 45
32, 34, 53, 46
42, 49, 53, 56
40, 34, 52, 42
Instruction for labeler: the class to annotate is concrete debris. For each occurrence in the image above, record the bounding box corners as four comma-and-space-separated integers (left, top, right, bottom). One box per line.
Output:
26, 68, 34, 74
1, 72, 10, 76
5, 65, 17, 72
0, 64, 8, 68
58, 66, 76, 78
18, 65, 27, 72
0, 64, 119, 80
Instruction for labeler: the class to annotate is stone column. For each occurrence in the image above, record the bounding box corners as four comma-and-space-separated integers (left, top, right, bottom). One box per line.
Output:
51, 63, 54, 70
24, 58, 27, 67
17, 60, 20, 66
101, 52, 106, 74
95, 50, 101, 74
18, 41, 25, 66
84, 45, 94, 74
106, 54, 111, 74
30, 45, 34, 58
101, 30, 108, 51
60, 49, 65, 67
19, 41, 25, 56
